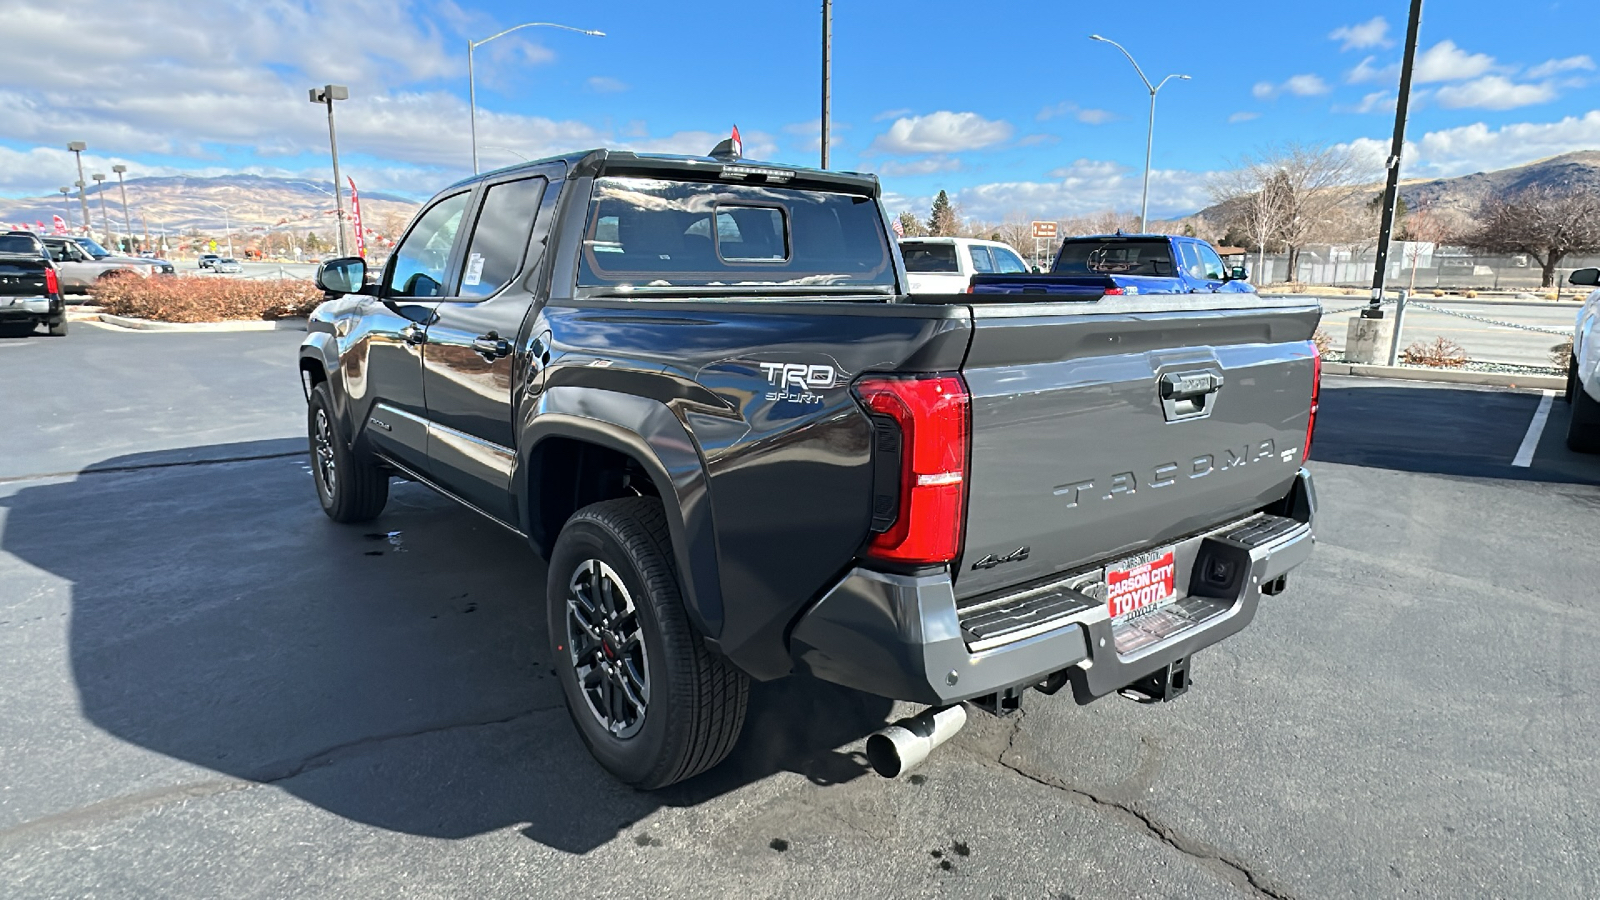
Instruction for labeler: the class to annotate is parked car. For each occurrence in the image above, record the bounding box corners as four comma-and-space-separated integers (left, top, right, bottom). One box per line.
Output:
969, 233, 1255, 298
898, 236, 1030, 293
39, 236, 176, 294
1564, 267, 1600, 452
198, 254, 221, 269
211, 258, 243, 274
0, 231, 66, 337
300, 146, 1320, 788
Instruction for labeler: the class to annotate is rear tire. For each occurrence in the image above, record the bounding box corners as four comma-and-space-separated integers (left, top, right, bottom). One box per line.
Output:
47, 317, 68, 336
1565, 356, 1579, 403
547, 497, 748, 789
1567, 378, 1600, 454
307, 382, 389, 522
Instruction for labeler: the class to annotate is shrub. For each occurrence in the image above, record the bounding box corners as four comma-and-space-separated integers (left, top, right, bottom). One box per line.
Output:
1463, 289, 1478, 298
92, 275, 321, 323
1312, 328, 1334, 358
1431, 289, 1446, 297
1401, 336, 1469, 368
1545, 292, 1559, 301
1551, 339, 1574, 369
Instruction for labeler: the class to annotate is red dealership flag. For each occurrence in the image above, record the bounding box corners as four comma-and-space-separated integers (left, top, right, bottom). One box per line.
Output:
347, 177, 366, 259
52, 215, 67, 234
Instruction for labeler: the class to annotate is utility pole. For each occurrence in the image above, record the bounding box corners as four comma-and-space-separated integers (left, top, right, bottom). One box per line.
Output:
1089, 36, 1189, 233
821, 0, 832, 169
467, 22, 604, 175
309, 84, 350, 257
67, 142, 90, 231
1368, 0, 1424, 314
58, 187, 73, 230
113, 164, 134, 251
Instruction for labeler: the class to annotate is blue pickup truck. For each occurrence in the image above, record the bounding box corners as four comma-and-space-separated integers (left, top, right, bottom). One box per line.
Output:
969, 233, 1253, 297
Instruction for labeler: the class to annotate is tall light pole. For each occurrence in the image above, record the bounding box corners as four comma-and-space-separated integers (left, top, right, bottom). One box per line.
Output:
468, 21, 604, 174
58, 187, 73, 230
112, 164, 134, 251
308, 84, 350, 257
92, 173, 111, 245
821, 0, 832, 169
1089, 35, 1189, 233
67, 141, 90, 230
1367, 0, 1425, 312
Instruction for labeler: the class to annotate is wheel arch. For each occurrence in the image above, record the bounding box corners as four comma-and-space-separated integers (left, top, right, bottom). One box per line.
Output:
519, 386, 724, 641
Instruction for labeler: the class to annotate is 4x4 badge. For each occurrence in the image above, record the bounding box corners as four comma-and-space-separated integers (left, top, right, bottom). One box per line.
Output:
972, 546, 1030, 570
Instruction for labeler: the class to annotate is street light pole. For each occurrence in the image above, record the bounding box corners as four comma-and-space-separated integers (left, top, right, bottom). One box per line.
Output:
67, 142, 90, 231
1368, 0, 1425, 312
112, 164, 134, 252
1089, 35, 1189, 233
468, 21, 604, 174
821, 0, 832, 169
92, 173, 111, 245
58, 187, 73, 230
308, 84, 350, 257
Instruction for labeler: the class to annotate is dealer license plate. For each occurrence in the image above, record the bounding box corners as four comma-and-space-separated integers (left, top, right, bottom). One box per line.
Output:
1106, 549, 1177, 623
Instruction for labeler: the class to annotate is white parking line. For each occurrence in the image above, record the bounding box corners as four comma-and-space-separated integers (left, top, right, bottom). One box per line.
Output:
1512, 390, 1556, 467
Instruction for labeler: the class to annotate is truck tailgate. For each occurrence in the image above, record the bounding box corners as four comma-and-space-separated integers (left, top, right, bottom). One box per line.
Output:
954, 297, 1320, 602
0, 259, 52, 298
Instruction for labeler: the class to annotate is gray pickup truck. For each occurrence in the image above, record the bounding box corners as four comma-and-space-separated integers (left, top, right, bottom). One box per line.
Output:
299, 145, 1321, 787
40, 236, 175, 293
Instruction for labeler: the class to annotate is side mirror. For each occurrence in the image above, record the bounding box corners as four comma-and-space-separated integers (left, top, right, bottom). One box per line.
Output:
1568, 267, 1600, 287
316, 257, 366, 294
1031, 265, 1043, 274
1230, 266, 1248, 281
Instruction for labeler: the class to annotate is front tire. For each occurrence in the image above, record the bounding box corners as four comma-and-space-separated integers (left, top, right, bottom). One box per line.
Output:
307, 382, 389, 521
1567, 377, 1600, 454
1565, 356, 1579, 404
547, 497, 748, 789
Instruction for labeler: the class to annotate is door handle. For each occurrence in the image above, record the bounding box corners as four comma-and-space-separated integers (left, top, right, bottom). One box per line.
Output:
472, 334, 511, 360
402, 324, 426, 345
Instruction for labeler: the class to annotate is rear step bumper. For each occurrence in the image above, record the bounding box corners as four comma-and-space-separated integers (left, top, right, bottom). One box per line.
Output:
789, 469, 1316, 706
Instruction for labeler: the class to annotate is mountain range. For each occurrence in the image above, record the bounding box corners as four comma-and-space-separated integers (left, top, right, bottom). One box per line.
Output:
0, 174, 421, 242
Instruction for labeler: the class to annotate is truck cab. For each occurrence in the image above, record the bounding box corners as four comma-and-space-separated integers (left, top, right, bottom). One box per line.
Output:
970, 233, 1254, 298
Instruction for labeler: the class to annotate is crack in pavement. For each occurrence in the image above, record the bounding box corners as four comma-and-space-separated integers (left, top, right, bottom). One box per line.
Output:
0, 704, 563, 846
996, 708, 1295, 900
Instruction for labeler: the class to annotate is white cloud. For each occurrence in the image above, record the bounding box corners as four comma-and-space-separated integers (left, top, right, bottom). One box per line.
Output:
780, 118, 846, 152
1434, 76, 1556, 110
1414, 40, 1496, 83
1348, 55, 1397, 84
1337, 91, 1397, 114
1253, 74, 1331, 99
870, 111, 1013, 154
1227, 111, 1259, 123
585, 77, 629, 93
1527, 55, 1596, 78
1017, 133, 1060, 147
875, 157, 961, 177
1344, 111, 1600, 179
873, 108, 914, 122
1329, 17, 1391, 51
948, 166, 1214, 222
1037, 101, 1115, 124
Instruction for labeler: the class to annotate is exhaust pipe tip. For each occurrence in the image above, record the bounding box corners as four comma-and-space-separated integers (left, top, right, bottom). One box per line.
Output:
866, 704, 967, 778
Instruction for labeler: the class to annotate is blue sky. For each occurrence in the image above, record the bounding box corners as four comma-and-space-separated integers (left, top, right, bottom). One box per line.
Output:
2, 0, 1598, 222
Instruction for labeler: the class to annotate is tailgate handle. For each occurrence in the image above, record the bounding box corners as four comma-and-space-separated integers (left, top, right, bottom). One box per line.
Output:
1159, 370, 1223, 421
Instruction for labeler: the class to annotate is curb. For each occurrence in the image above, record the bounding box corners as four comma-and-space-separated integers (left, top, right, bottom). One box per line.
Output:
1322, 362, 1564, 390
93, 314, 308, 333
1267, 294, 1583, 309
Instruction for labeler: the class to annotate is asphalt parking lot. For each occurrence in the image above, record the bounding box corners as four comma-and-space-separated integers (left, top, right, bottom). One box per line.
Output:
3, 324, 1599, 899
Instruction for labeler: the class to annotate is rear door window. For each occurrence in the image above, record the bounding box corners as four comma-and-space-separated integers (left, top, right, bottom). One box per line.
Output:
458, 177, 547, 300
969, 245, 995, 274
1054, 239, 1175, 277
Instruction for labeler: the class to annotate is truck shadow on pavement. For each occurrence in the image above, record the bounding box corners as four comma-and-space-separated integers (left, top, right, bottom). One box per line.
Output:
1315, 384, 1600, 486
0, 440, 892, 855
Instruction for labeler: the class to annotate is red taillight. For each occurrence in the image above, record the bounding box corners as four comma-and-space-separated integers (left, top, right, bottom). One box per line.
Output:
44, 267, 59, 296
1103, 287, 1125, 295
855, 374, 970, 565
1304, 347, 1322, 461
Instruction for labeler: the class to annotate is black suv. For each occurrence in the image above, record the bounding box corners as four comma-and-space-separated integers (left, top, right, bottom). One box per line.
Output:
0, 231, 66, 337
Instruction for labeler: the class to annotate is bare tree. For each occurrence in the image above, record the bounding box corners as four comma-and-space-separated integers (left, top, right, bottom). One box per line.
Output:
1455, 185, 1600, 287
1210, 142, 1371, 283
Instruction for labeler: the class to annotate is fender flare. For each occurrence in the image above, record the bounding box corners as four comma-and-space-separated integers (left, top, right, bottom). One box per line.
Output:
519, 386, 724, 639
298, 332, 354, 441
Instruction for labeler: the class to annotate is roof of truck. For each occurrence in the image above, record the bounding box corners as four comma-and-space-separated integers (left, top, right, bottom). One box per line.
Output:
443, 148, 880, 196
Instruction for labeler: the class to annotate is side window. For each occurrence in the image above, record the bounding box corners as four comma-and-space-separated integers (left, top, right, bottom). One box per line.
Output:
992, 246, 1028, 273
1178, 242, 1206, 280
458, 177, 547, 300
968, 245, 995, 274
385, 192, 470, 298
1196, 243, 1228, 281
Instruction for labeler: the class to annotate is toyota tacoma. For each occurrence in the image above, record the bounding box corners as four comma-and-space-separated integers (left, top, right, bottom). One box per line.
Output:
299, 145, 1321, 788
